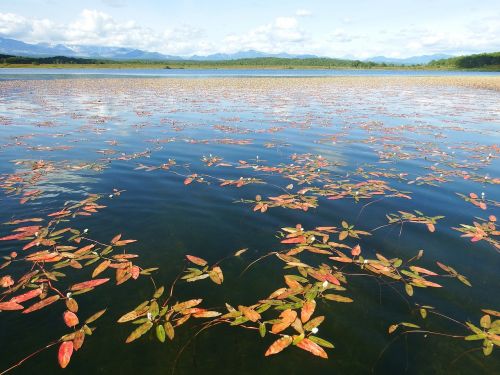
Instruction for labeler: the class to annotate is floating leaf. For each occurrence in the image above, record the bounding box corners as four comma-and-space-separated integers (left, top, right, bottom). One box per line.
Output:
303, 316, 325, 331
92, 260, 111, 278
265, 335, 293, 356
259, 322, 266, 337
0, 301, 24, 311
66, 298, 79, 313
351, 244, 361, 256
73, 330, 85, 351
308, 336, 334, 348
23, 295, 60, 314
10, 288, 42, 304
85, 309, 106, 324
63, 311, 79, 327
323, 294, 353, 303
70, 278, 109, 291
126, 321, 153, 343
271, 309, 297, 333
173, 299, 202, 312
209, 266, 224, 285
388, 324, 398, 334
164, 322, 175, 340
58, 341, 74, 369
295, 338, 328, 358
234, 248, 248, 257
301, 300, 316, 323
185, 255, 207, 266
156, 325, 166, 343
238, 305, 261, 322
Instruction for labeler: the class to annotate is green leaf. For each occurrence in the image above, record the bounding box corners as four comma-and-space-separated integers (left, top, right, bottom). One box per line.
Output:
304, 316, 325, 331
259, 323, 266, 338
480, 315, 491, 329
405, 284, 414, 296
323, 294, 353, 303
85, 309, 106, 324
156, 325, 166, 343
457, 274, 472, 287
125, 321, 153, 343
153, 286, 165, 299
483, 339, 493, 356
465, 334, 486, 341
149, 301, 159, 318
308, 336, 334, 348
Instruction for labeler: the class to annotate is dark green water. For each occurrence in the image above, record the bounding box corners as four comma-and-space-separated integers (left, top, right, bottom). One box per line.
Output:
0, 76, 498, 374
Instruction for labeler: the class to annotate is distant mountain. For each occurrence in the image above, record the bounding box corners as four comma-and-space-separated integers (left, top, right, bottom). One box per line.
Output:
0, 37, 181, 60
0, 37, 75, 57
1, 36, 459, 64
366, 54, 453, 65
0, 37, 320, 61
188, 50, 319, 61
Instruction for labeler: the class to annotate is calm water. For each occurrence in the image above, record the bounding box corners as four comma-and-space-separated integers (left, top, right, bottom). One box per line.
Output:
1, 67, 500, 80
0, 76, 498, 374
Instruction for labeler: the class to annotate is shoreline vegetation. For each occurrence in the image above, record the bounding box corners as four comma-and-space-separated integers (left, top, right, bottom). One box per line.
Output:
0, 52, 499, 71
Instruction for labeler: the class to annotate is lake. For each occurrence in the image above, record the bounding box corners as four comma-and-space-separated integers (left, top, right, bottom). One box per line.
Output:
0, 74, 498, 375
1, 67, 500, 80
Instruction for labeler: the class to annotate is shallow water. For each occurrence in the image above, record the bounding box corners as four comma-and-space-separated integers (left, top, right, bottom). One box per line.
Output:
1, 67, 500, 80
0, 76, 499, 374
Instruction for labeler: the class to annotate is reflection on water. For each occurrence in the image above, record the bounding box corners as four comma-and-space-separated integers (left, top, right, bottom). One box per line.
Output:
0, 77, 499, 375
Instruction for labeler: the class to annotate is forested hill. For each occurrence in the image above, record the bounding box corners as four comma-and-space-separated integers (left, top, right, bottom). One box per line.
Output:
1, 52, 499, 70
428, 52, 500, 69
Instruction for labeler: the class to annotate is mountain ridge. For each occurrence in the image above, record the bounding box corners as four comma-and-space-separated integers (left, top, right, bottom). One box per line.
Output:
0, 36, 455, 63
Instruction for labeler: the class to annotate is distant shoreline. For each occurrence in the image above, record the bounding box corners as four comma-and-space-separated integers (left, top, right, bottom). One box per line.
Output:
1, 64, 497, 71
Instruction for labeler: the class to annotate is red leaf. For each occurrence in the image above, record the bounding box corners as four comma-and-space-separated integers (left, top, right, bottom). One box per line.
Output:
63, 311, 79, 327
351, 244, 361, 256
114, 239, 137, 246
0, 275, 14, 287
296, 338, 328, 358
10, 288, 41, 303
301, 300, 316, 323
186, 255, 207, 266
265, 336, 293, 356
238, 305, 261, 322
111, 234, 122, 244
0, 301, 24, 310
70, 278, 109, 291
271, 309, 297, 333
58, 341, 74, 369
23, 295, 60, 314
281, 236, 306, 244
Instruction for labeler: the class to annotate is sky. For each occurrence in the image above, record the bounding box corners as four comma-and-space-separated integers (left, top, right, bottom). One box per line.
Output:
0, 0, 499, 58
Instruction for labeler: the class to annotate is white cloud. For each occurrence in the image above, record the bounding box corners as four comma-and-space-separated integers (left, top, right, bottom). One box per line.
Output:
295, 9, 312, 17
101, 0, 127, 7
0, 13, 32, 38
0, 9, 498, 58
222, 17, 307, 54
0, 9, 209, 55
329, 28, 363, 43
275, 17, 298, 30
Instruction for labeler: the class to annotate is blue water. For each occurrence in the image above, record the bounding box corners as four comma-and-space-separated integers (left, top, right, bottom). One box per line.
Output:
0, 67, 499, 80
0, 76, 498, 375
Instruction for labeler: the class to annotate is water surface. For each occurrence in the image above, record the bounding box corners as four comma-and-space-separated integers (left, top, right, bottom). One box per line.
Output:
0, 76, 498, 375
